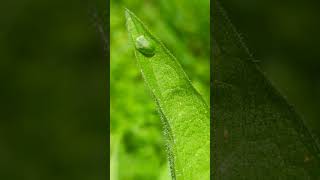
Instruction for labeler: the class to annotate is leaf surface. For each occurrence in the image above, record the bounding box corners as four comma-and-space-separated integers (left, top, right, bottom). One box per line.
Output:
125, 9, 210, 180
212, 1, 320, 179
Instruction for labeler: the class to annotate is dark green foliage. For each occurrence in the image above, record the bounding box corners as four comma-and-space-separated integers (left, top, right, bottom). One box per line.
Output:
213, 1, 320, 179
0, 0, 108, 179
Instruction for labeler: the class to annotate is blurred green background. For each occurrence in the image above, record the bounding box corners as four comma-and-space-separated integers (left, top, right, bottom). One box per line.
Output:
0, 0, 107, 179
220, 0, 320, 140
110, 0, 210, 179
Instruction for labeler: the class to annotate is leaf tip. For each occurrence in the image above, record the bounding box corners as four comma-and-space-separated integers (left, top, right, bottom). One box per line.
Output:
124, 8, 133, 21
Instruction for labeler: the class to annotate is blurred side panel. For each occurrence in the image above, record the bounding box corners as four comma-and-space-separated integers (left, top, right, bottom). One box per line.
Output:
0, 0, 109, 179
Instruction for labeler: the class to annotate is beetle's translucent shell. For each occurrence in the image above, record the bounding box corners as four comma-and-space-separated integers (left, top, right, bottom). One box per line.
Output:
135, 35, 155, 57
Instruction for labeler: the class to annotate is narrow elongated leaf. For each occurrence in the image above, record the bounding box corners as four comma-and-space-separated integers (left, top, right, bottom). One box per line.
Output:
213, 1, 320, 179
125, 9, 210, 180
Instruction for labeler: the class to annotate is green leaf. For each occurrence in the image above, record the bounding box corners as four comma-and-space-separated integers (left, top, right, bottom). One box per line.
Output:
125, 9, 210, 180
213, 1, 320, 179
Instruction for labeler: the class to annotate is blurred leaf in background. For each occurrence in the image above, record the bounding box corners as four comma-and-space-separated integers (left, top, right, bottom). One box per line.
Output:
220, 0, 320, 142
110, 0, 209, 179
213, 1, 320, 178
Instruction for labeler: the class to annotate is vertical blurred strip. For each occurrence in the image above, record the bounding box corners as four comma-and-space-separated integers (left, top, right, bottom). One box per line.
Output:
0, 0, 109, 179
